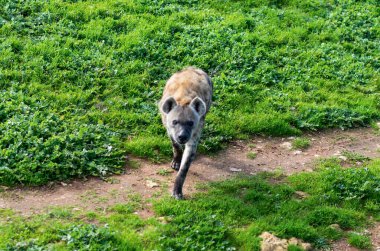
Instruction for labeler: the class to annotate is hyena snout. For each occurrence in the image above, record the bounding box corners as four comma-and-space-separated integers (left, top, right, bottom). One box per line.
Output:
176, 130, 191, 144
177, 134, 188, 144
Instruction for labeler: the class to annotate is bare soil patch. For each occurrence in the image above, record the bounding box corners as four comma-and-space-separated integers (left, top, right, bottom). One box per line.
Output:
1, 127, 379, 249
1, 128, 379, 214
331, 222, 380, 251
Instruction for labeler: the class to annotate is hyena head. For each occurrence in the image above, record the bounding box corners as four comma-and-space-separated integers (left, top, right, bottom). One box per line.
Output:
161, 96, 206, 144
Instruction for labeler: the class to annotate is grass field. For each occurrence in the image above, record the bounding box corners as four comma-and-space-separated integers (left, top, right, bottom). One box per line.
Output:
0, 0, 379, 186
1, 158, 379, 250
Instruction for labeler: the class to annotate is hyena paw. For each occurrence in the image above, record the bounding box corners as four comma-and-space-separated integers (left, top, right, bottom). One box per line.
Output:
172, 191, 184, 200
170, 160, 180, 171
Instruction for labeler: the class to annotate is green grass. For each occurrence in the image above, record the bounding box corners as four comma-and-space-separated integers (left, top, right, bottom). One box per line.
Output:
291, 137, 310, 150
157, 168, 173, 176
287, 245, 304, 251
347, 232, 372, 250
1, 159, 379, 250
247, 152, 257, 159
1, 0, 379, 185
341, 150, 371, 163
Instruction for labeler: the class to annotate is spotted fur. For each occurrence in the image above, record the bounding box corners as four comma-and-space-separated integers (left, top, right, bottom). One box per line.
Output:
159, 67, 213, 199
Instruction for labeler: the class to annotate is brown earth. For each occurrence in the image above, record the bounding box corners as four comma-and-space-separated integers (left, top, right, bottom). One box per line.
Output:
1, 127, 380, 250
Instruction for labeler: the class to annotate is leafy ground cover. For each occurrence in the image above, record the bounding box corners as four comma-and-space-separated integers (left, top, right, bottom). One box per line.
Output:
1, 0, 379, 185
1, 158, 379, 250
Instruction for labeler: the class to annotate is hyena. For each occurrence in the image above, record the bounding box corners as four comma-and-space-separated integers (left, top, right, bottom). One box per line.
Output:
159, 67, 213, 199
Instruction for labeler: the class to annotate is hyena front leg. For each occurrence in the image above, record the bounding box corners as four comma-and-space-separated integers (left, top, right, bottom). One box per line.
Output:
170, 137, 183, 171
172, 119, 204, 199
172, 141, 198, 199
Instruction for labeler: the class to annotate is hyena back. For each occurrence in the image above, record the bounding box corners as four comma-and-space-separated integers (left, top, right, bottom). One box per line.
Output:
159, 67, 213, 199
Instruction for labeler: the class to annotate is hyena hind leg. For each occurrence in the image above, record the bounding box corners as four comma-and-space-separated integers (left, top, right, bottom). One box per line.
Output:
170, 138, 183, 171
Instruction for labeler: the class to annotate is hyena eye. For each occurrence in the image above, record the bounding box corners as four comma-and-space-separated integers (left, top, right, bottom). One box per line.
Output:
172, 120, 179, 125
187, 121, 194, 127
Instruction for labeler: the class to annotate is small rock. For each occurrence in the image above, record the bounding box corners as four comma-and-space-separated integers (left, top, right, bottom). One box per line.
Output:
259, 231, 274, 240
280, 142, 292, 150
0, 186, 9, 191
314, 154, 320, 157
73, 208, 80, 211
338, 155, 348, 161
328, 224, 342, 231
259, 232, 313, 251
301, 242, 312, 250
230, 168, 242, 172
293, 150, 302, 155
146, 180, 159, 188
333, 151, 341, 156
259, 232, 288, 251
61, 182, 67, 186
288, 237, 299, 245
295, 191, 309, 199
158, 217, 168, 224
287, 137, 295, 140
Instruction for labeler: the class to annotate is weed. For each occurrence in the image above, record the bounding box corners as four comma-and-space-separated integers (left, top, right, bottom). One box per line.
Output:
287, 244, 304, 251
341, 150, 371, 163
247, 152, 257, 159
80, 190, 100, 204
126, 159, 141, 169
157, 211, 234, 251
86, 212, 98, 221
370, 122, 380, 135
273, 167, 285, 178
247, 143, 256, 149
108, 204, 135, 214
104, 177, 121, 184
60, 224, 118, 250
157, 168, 173, 176
48, 208, 73, 219
347, 232, 372, 250
292, 137, 310, 150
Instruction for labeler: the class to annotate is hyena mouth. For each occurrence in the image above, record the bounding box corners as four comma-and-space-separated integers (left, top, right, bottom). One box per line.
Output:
177, 135, 190, 144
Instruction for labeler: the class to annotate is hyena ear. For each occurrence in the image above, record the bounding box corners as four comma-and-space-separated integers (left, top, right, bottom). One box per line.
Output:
190, 97, 207, 116
161, 96, 177, 114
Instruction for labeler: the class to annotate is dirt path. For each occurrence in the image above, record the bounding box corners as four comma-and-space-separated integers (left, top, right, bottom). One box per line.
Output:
1, 127, 380, 249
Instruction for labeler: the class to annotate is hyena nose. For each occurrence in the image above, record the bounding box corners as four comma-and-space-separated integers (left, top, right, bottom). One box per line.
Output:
178, 134, 188, 143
